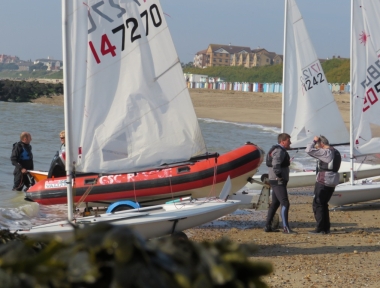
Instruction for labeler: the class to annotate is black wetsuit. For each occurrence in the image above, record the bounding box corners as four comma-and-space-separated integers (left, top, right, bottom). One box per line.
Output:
10, 141, 34, 191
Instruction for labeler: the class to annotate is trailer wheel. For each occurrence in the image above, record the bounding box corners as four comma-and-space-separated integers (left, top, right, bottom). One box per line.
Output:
171, 231, 188, 241
260, 173, 269, 183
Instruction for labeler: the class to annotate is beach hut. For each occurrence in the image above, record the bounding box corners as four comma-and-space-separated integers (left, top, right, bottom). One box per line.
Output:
339, 83, 345, 93
332, 83, 340, 93
274, 83, 280, 93
270, 83, 275, 93
345, 82, 350, 93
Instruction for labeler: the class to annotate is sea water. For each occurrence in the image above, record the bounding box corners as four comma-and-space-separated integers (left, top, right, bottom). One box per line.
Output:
0, 102, 350, 228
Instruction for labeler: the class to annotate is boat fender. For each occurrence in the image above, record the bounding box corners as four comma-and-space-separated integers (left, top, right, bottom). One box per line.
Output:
106, 201, 141, 213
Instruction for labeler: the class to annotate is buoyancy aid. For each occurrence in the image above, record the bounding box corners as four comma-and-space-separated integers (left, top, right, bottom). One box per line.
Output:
266, 144, 290, 168
318, 148, 341, 172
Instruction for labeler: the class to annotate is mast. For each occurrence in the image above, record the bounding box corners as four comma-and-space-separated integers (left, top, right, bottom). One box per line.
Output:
349, 0, 354, 185
62, 0, 74, 220
281, 0, 288, 133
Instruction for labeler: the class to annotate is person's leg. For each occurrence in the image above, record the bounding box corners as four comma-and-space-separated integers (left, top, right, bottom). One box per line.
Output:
313, 182, 327, 232
319, 186, 335, 232
13, 170, 24, 191
265, 185, 281, 231
274, 183, 292, 231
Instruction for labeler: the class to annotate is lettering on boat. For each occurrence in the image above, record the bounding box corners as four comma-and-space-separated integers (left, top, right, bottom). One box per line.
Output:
98, 169, 173, 185
45, 180, 67, 189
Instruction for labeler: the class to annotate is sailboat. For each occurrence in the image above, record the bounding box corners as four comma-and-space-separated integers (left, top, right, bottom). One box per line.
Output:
14, 0, 249, 239
24, 0, 264, 208
329, 0, 380, 207
246, 0, 380, 192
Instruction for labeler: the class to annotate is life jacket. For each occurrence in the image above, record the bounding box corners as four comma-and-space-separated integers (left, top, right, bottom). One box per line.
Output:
318, 148, 341, 172
14, 142, 32, 161
266, 144, 290, 168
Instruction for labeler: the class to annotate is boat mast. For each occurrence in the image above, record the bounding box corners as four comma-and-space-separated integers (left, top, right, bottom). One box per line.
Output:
349, 0, 354, 185
62, 0, 74, 220
281, 0, 288, 133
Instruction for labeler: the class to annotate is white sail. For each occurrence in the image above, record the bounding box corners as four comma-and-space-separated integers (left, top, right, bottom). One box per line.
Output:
352, 0, 380, 156
65, 0, 206, 173
282, 0, 349, 148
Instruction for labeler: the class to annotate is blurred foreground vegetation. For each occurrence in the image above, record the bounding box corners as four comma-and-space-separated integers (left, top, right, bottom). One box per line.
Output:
0, 225, 272, 287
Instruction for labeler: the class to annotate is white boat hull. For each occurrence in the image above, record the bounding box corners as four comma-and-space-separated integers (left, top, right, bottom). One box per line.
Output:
245, 163, 380, 190
15, 199, 240, 241
329, 177, 380, 206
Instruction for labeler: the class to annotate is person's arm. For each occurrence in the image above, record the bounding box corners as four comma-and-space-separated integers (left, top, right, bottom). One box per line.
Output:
10, 144, 23, 170
271, 148, 284, 179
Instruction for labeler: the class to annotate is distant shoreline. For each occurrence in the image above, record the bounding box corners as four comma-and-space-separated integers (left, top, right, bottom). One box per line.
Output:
29, 89, 350, 129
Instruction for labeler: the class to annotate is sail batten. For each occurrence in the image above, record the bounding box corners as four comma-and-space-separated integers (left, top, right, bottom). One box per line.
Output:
282, 0, 349, 148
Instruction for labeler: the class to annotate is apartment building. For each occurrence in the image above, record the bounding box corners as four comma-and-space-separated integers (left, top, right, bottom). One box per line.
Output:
194, 44, 282, 68
0, 54, 20, 63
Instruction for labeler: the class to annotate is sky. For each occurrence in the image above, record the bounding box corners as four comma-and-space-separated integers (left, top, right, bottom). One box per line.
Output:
0, 0, 350, 64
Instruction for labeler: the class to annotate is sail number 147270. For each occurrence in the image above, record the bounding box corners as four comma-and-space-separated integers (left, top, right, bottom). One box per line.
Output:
88, 3, 162, 64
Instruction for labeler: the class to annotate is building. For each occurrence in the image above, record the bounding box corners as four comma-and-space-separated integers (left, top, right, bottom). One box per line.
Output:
193, 49, 208, 68
0, 54, 20, 63
194, 44, 282, 68
17, 61, 34, 71
34, 57, 62, 71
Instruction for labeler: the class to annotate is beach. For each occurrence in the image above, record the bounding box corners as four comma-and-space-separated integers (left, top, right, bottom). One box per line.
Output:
32, 89, 380, 287
32, 88, 351, 128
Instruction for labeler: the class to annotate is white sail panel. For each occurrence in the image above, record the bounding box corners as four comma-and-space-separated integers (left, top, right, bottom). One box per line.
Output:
66, 0, 206, 173
282, 0, 349, 148
352, 0, 380, 156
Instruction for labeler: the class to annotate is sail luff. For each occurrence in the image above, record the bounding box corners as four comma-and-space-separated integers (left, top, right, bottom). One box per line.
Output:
349, 0, 354, 185
281, 0, 288, 133
62, 0, 74, 220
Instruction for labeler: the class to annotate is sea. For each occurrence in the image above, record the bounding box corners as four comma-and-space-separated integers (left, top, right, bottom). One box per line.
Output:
0, 101, 351, 230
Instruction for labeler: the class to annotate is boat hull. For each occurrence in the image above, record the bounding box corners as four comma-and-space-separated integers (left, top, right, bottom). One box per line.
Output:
246, 162, 380, 190
25, 143, 264, 206
329, 177, 380, 206
16, 200, 240, 241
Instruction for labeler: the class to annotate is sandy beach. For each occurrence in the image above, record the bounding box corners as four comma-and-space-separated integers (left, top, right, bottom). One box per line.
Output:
32, 89, 380, 287
32, 88, 351, 128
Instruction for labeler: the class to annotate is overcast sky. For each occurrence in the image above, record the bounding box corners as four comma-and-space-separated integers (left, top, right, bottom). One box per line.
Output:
0, 0, 350, 63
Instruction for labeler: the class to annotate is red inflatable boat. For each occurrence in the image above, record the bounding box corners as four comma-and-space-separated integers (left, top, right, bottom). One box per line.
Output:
25, 142, 264, 206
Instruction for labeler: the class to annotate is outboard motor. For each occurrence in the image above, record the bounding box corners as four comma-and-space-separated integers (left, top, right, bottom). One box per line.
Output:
47, 151, 66, 178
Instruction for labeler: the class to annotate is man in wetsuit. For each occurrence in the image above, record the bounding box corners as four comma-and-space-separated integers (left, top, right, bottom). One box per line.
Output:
10, 132, 34, 191
264, 133, 296, 234
306, 135, 341, 235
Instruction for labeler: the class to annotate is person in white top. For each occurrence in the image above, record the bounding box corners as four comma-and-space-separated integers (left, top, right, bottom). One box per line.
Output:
305, 135, 342, 235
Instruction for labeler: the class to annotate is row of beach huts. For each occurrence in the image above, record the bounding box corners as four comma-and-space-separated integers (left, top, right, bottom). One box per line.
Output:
184, 74, 350, 93
186, 81, 350, 94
